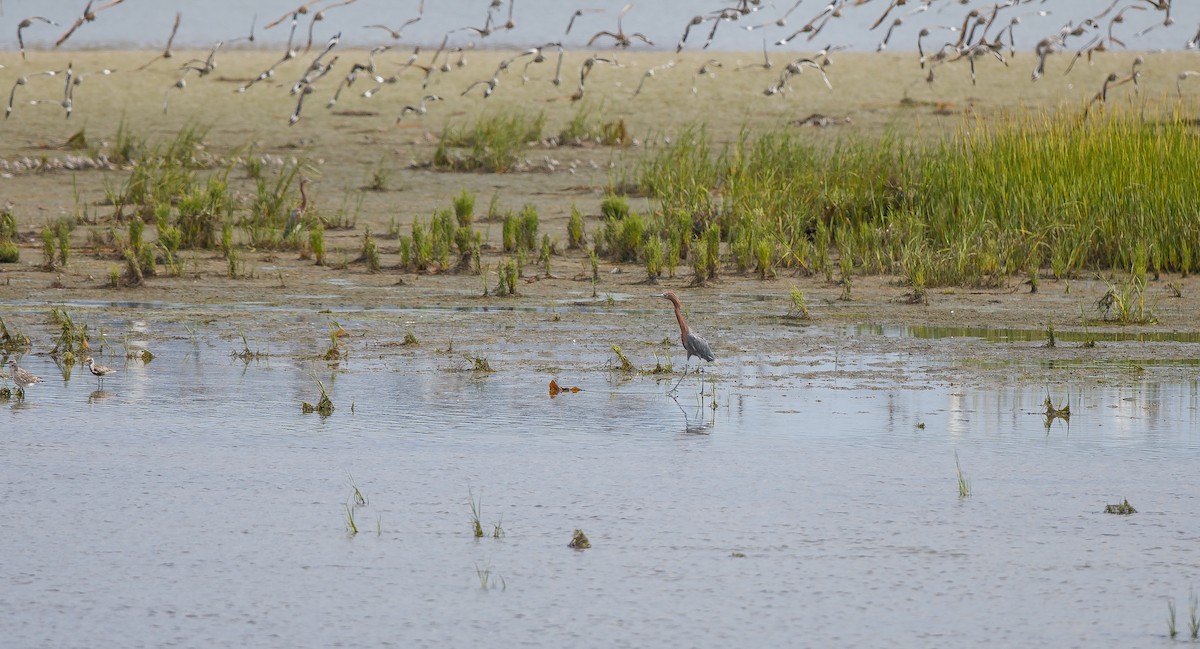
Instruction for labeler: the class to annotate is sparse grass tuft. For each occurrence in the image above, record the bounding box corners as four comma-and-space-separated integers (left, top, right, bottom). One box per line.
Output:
1169, 597, 1178, 639
787, 286, 810, 319
955, 451, 971, 499
469, 488, 485, 538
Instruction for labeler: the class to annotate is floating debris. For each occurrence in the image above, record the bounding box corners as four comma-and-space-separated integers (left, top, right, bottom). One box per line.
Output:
568, 528, 591, 550
549, 379, 581, 397
1104, 499, 1137, 515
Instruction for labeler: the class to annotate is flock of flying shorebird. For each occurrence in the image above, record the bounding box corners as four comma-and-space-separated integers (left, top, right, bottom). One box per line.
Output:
1, 0, 1198, 127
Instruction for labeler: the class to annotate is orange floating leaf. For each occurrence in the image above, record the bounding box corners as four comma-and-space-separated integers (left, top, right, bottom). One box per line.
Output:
549, 379, 562, 397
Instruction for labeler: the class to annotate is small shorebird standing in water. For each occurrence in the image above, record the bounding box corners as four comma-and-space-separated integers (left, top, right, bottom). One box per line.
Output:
83, 357, 116, 389
657, 291, 715, 394
9, 360, 44, 399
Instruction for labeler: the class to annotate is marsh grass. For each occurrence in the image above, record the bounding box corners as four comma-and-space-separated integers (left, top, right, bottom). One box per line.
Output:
1169, 597, 1178, 639
468, 488, 485, 538
1096, 275, 1157, 324
435, 111, 545, 172
323, 321, 345, 360
49, 308, 89, 364
1043, 392, 1071, 429
787, 286, 810, 318
636, 109, 1200, 286
1189, 589, 1199, 639
232, 331, 268, 361
955, 451, 971, 499
0, 317, 32, 352
650, 350, 673, 374
474, 563, 506, 591
349, 474, 367, 507
344, 504, 358, 536
300, 376, 334, 416
558, 104, 629, 146
365, 156, 390, 191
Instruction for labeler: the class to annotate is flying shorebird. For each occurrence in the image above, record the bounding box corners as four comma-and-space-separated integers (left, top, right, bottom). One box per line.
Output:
565, 8, 601, 35
180, 41, 222, 78
327, 45, 389, 107
83, 357, 116, 389
63, 65, 115, 118
56, 0, 126, 48
364, 15, 422, 40
570, 55, 618, 101
136, 12, 181, 70
9, 360, 44, 399
656, 292, 715, 394
17, 16, 57, 61
587, 3, 653, 49
6, 69, 58, 119
736, 38, 773, 71
396, 94, 442, 123
239, 12, 302, 92
633, 60, 676, 96
265, 1, 321, 29
304, 0, 357, 54
691, 59, 721, 95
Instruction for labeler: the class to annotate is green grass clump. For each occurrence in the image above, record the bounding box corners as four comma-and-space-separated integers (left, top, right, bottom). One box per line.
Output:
567, 205, 586, 249
0, 206, 18, 262
787, 286, 810, 319
361, 228, 381, 273
453, 189, 475, 227
600, 194, 630, 220
468, 488, 485, 538
435, 112, 545, 172
636, 110, 1200, 286
309, 223, 325, 266
518, 204, 539, 252
0, 240, 18, 263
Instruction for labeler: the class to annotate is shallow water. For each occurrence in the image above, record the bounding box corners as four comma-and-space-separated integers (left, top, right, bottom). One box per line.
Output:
2, 308, 1199, 648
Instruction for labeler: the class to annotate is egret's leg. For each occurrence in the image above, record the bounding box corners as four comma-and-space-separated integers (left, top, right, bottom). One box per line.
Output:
669, 358, 690, 394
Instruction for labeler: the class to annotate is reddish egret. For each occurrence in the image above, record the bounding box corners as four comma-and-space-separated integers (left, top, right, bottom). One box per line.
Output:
284, 178, 309, 237
84, 357, 116, 388
658, 291, 715, 393
9, 360, 43, 398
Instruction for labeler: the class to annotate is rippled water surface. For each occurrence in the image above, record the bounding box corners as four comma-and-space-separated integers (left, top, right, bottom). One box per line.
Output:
2, 309, 1199, 648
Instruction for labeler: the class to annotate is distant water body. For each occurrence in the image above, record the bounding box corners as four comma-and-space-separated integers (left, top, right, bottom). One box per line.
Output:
4, 0, 1196, 53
